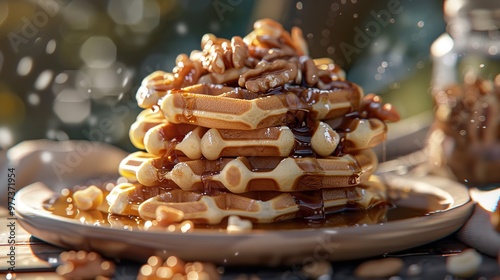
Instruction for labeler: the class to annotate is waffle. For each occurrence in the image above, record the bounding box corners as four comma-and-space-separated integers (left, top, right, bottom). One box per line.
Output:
131, 108, 387, 159
107, 177, 387, 224
119, 149, 377, 192
160, 83, 363, 130
108, 18, 399, 225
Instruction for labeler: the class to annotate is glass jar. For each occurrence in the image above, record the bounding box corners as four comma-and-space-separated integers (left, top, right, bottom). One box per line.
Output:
428, 0, 500, 186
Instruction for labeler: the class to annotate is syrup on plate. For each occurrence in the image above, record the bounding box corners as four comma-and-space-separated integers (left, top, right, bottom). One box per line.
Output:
43, 179, 450, 232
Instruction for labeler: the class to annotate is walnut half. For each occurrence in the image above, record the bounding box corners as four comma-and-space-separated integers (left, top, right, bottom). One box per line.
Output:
239, 59, 298, 92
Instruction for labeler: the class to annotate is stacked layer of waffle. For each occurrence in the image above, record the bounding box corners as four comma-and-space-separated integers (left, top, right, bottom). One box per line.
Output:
109, 19, 399, 225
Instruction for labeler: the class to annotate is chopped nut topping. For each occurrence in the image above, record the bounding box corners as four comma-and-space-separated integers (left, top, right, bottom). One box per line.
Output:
136, 18, 347, 108
239, 59, 298, 92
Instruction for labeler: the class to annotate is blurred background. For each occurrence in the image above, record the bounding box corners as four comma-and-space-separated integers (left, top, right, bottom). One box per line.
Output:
0, 0, 445, 155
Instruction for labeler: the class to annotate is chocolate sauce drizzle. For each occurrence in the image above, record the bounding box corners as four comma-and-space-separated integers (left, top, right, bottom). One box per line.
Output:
292, 190, 326, 220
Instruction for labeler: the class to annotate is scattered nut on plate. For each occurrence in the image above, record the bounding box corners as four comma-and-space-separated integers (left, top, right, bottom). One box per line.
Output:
227, 215, 253, 233
72, 185, 103, 211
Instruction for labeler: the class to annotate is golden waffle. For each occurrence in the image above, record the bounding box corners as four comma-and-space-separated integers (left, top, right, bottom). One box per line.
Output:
160, 83, 363, 130
129, 108, 166, 150
143, 123, 203, 158
132, 115, 387, 159
107, 176, 387, 224
119, 149, 377, 193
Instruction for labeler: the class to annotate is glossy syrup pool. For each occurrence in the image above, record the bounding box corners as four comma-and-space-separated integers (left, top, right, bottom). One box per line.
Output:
42, 180, 451, 232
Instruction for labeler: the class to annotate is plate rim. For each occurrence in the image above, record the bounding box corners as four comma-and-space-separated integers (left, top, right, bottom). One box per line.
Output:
15, 174, 470, 235
14, 175, 474, 264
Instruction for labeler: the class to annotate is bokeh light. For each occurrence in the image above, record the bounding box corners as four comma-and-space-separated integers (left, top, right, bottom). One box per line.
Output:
61, 1, 96, 31
52, 70, 90, 96
130, 0, 161, 33
108, 0, 144, 25
40, 151, 53, 163
17, 57, 33, 76
176, 22, 188, 35
0, 127, 13, 149
53, 89, 91, 124
80, 36, 117, 68
46, 39, 57, 54
27, 92, 40, 106
34, 69, 54, 91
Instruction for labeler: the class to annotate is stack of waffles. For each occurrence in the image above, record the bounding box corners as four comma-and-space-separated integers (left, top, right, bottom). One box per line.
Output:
108, 19, 399, 225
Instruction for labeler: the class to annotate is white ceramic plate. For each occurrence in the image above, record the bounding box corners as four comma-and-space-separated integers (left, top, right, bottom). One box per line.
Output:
15, 175, 473, 266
